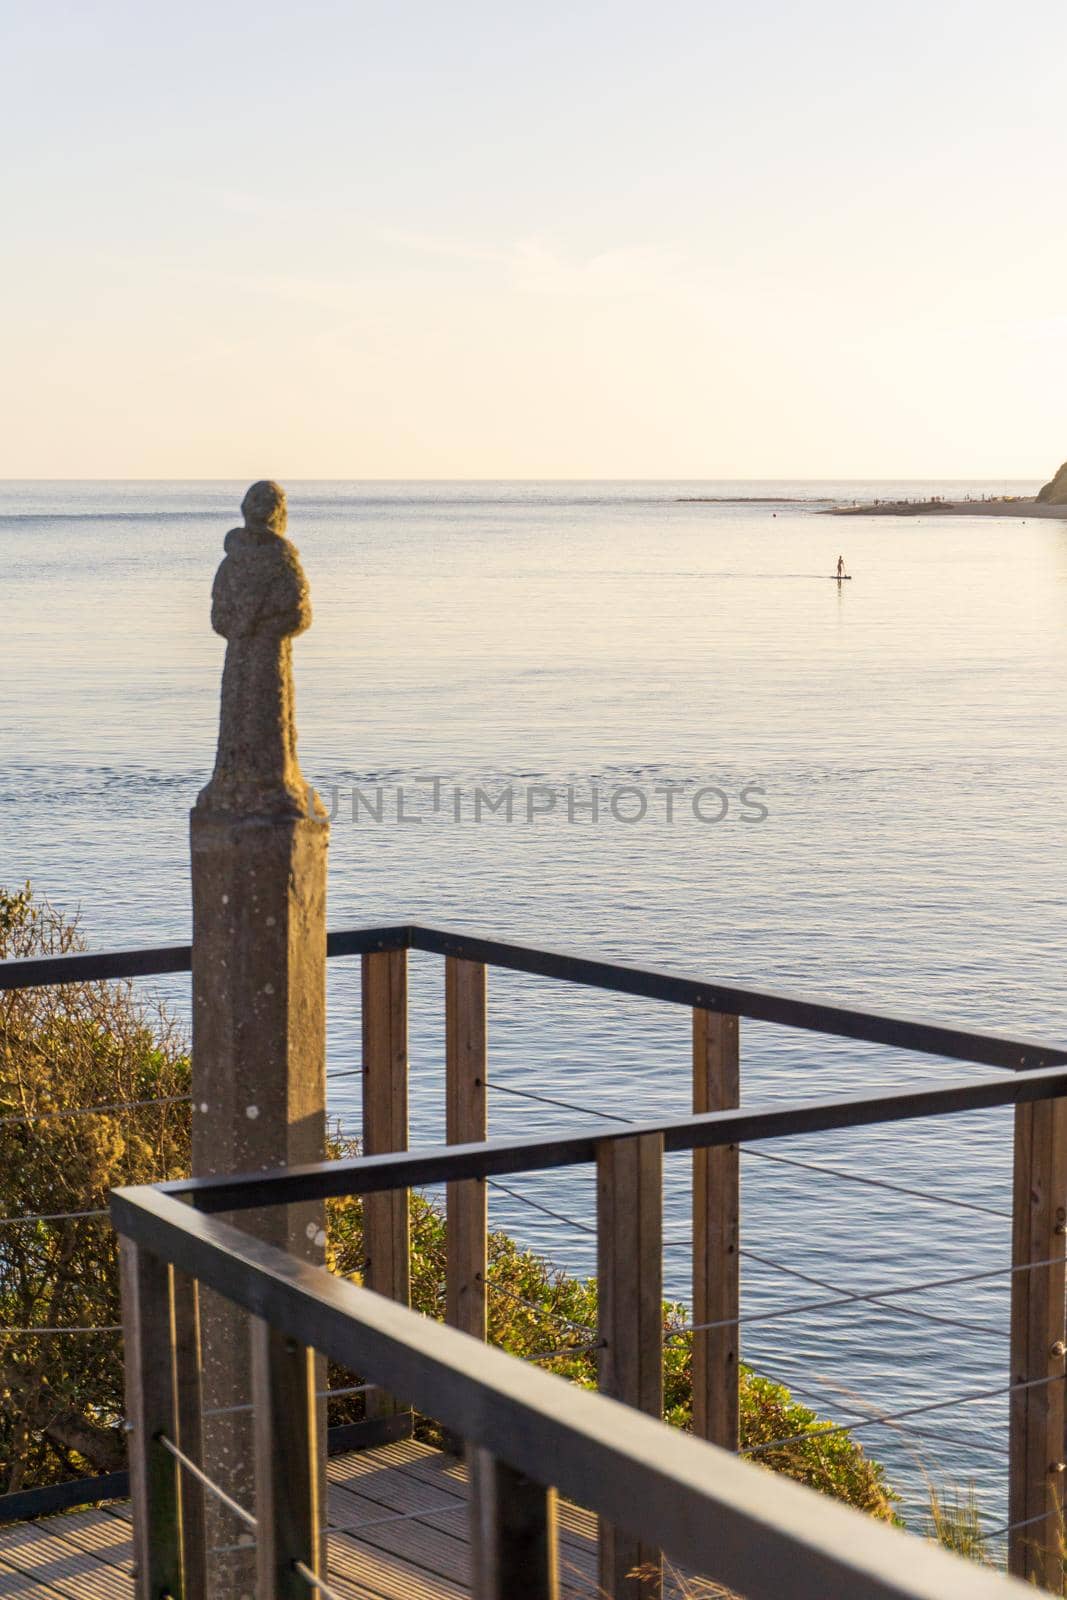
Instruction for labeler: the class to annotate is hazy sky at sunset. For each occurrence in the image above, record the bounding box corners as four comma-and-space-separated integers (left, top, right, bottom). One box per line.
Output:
3, 0, 1065, 478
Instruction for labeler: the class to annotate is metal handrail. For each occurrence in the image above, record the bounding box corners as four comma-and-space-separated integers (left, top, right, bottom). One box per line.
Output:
162, 1059, 1067, 1215
110, 1183, 1032, 1600
1, 919, 1063, 1070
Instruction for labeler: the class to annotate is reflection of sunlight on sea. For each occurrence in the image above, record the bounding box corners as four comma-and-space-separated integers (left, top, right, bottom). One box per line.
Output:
1, 477, 1062, 1532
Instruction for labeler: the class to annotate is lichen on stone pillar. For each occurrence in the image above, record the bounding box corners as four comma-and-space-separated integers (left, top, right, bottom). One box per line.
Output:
197, 479, 325, 821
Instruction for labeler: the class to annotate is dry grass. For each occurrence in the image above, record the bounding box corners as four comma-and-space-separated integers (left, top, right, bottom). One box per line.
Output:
629, 1562, 741, 1599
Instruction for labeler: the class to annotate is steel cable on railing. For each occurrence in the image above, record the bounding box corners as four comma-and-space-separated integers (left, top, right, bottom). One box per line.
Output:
739, 1358, 1010, 1459
323, 1381, 376, 1401
293, 1559, 347, 1598
486, 1085, 1027, 1380
738, 1248, 1007, 1338
664, 1250, 1067, 1345
486, 1278, 596, 1338
486, 1079, 1014, 1225
665, 1288, 980, 1342
487, 1207, 975, 1370
742, 1370, 1066, 1459
0, 1093, 191, 1127
143, 1382, 379, 1431
522, 1339, 605, 1364
487, 1178, 597, 1235
0, 1324, 120, 1336
983, 1508, 1049, 1541
494, 1195, 1009, 1342
486, 1079, 637, 1124
339, 1083, 1045, 1344
835, 1416, 1008, 1460
326, 1499, 468, 1538
484, 1272, 603, 1362
743, 1146, 1011, 1220
0, 1206, 109, 1227
156, 1434, 257, 1531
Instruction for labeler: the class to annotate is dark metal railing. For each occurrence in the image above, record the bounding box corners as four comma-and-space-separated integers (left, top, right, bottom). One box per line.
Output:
111, 1177, 1033, 1600
3, 919, 1065, 1069
164, 1059, 1067, 1211
4, 920, 1067, 1589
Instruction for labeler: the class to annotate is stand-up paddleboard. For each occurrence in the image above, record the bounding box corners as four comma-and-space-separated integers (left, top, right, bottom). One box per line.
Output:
833, 574, 852, 580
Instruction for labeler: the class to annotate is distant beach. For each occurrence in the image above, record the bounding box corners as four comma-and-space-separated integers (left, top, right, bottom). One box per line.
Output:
677, 496, 815, 503
823, 496, 1067, 519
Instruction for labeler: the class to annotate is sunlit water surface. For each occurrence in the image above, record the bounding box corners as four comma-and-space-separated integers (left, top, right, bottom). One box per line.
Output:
2, 478, 1064, 1532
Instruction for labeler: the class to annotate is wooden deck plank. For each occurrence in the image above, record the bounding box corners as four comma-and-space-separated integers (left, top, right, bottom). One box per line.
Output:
333, 1438, 593, 1535
29, 1510, 133, 1574
0, 1519, 131, 1600
327, 1533, 468, 1600
0, 1440, 616, 1599
0, 1552, 72, 1598
328, 1465, 473, 1590
328, 1444, 469, 1538
345, 1438, 599, 1566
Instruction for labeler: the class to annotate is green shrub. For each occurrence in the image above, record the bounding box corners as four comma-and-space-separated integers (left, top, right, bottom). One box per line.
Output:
0, 886, 189, 1491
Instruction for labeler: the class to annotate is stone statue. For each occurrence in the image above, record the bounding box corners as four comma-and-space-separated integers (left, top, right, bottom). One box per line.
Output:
196, 480, 324, 819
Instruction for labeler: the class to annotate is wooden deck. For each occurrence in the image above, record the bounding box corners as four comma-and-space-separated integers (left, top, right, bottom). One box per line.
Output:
0, 1440, 616, 1599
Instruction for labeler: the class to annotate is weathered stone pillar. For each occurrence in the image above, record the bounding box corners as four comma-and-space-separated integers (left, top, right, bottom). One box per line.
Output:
190, 481, 328, 1594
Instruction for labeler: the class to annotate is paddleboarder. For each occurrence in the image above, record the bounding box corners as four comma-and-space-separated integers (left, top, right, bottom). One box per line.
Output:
836, 554, 846, 579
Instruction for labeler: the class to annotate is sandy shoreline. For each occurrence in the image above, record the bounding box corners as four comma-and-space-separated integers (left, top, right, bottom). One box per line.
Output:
822, 497, 1067, 520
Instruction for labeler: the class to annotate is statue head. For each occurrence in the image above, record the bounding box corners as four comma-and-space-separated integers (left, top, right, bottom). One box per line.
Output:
241, 480, 288, 536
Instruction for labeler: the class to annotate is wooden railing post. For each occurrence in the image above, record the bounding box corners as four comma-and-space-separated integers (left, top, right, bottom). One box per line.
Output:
253, 1319, 321, 1600
1009, 1094, 1067, 1589
692, 1010, 740, 1450
172, 1270, 207, 1598
468, 1448, 558, 1599
362, 947, 410, 1416
597, 1131, 663, 1600
446, 957, 488, 1340
121, 1239, 183, 1600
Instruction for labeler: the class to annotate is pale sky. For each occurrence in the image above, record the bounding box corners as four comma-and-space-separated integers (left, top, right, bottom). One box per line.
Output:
2, 0, 1066, 479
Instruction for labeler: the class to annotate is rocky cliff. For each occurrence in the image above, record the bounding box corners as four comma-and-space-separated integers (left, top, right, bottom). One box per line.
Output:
1036, 461, 1067, 503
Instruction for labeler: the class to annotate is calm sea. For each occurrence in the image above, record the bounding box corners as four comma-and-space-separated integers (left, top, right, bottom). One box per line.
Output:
2, 478, 1064, 1530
